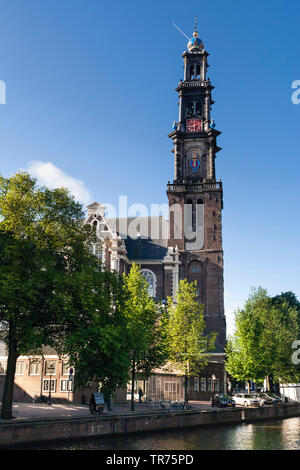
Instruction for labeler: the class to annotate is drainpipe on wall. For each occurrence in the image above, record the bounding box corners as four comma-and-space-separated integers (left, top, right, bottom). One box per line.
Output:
40, 356, 44, 397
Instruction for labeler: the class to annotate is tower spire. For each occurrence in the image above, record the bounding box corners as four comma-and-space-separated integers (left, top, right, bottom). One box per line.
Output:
194, 15, 198, 36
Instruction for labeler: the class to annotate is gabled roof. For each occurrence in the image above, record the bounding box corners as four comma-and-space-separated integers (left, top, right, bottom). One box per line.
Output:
107, 216, 169, 260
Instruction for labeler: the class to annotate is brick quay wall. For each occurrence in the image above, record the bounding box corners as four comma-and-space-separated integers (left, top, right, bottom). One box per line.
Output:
0, 403, 299, 448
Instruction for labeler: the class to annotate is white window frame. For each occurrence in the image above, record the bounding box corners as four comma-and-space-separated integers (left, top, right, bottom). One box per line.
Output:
90, 240, 104, 262
0, 361, 7, 375
15, 361, 25, 375
62, 360, 70, 376
207, 378, 212, 392
164, 381, 178, 400
214, 379, 219, 393
60, 379, 73, 392
43, 378, 56, 393
194, 377, 200, 392
29, 361, 41, 376
200, 378, 206, 392
140, 269, 157, 298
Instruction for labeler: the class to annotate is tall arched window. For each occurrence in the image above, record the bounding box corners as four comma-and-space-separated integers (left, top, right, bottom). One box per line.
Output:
89, 242, 103, 261
140, 270, 156, 298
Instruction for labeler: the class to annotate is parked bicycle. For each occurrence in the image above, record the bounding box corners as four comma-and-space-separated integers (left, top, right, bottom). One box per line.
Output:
32, 394, 50, 404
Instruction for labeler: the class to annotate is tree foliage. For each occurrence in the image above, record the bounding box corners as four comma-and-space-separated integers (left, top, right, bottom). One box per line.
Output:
123, 263, 168, 410
166, 279, 216, 402
0, 172, 97, 418
59, 265, 131, 401
225, 287, 300, 389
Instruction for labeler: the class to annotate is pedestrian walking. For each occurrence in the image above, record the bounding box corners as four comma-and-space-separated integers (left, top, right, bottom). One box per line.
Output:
138, 388, 143, 403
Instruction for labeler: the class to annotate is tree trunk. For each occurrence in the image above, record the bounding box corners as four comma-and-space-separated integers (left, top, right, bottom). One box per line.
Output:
1, 324, 18, 419
247, 381, 250, 394
184, 374, 189, 403
131, 357, 136, 412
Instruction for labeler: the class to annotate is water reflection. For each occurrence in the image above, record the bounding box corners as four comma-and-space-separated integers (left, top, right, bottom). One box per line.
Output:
25, 417, 300, 450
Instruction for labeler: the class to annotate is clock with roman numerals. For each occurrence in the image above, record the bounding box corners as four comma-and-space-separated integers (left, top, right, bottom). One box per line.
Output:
186, 119, 202, 133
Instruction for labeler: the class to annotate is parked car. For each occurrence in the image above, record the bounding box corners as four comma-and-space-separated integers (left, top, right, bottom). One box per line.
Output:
254, 393, 274, 406
266, 393, 283, 404
232, 393, 260, 407
212, 393, 236, 408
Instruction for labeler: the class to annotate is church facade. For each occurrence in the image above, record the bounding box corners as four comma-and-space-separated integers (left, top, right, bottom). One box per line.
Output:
86, 26, 227, 400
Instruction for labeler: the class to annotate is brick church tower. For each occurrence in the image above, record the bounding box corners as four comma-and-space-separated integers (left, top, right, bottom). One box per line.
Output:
167, 25, 226, 352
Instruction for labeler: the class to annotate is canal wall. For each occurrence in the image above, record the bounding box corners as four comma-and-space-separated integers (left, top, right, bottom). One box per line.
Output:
0, 403, 299, 447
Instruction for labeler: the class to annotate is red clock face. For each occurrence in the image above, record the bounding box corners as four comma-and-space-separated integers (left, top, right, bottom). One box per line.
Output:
186, 119, 202, 133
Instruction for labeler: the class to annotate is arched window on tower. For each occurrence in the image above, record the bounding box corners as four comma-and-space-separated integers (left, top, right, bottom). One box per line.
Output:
196, 64, 201, 79
140, 269, 156, 298
189, 261, 202, 300
196, 101, 202, 116
189, 64, 194, 79
186, 102, 194, 116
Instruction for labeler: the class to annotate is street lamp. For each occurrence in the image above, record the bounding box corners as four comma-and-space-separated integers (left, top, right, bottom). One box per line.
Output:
212, 374, 216, 393
47, 363, 56, 405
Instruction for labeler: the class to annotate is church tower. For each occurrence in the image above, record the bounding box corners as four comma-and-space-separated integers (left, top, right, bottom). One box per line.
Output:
167, 24, 226, 352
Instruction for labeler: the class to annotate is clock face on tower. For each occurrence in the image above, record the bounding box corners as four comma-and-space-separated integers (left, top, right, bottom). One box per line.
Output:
186, 119, 202, 133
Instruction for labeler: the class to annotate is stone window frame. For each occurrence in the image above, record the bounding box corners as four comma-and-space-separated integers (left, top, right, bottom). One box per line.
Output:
140, 269, 157, 298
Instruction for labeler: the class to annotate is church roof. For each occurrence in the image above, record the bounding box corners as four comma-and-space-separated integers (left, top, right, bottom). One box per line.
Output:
125, 237, 168, 260
107, 216, 169, 260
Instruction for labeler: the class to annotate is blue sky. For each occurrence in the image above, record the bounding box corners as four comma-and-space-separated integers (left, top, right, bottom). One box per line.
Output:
0, 0, 300, 335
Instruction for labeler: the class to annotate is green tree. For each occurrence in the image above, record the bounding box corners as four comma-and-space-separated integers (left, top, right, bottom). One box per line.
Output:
225, 288, 269, 392
272, 291, 300, 329
267, 293, 300, 384
123, 263, 168, 411
62, 267, 131, 408
166, 279, 216, 403
0, 172, 95, 419
225, 288, 300, 392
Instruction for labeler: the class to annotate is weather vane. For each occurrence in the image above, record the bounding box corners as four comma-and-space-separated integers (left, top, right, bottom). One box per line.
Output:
171, 22, 189, 40
171, 16, 198, 40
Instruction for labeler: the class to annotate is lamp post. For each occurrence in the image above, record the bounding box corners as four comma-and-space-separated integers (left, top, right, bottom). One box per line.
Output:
212, 374, 216, 394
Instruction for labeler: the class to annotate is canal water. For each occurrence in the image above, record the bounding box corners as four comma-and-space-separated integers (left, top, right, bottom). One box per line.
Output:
25, 416, 300, 450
